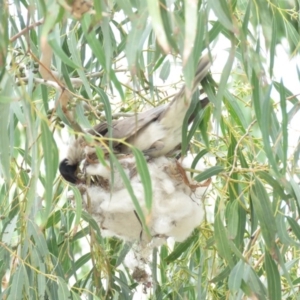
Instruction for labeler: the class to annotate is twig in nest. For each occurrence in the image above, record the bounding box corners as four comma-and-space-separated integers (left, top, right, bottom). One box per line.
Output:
133, 210, 144, 241
176, 161, 211, 191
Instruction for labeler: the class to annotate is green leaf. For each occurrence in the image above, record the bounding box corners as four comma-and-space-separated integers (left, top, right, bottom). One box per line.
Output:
41, 119, 58, 222
70, 185, 82, 226
214, 212, 234, 267
132, 148, 152, 211
208, 0, 234, 32
194, 166, 224, 182
31, 247, 46, 299
81, 14, 106, 67
0, 74, 12, 183
276, 214, 299, 246
269, 17, 277, 77
66, 253, 91, 279
7, 265, 26, 300
110, 152, 150, 236
247, 267, 267, 298
0, 0, 8, 78
146, 0, 170, 53
285, 21, 300, 48
250, 178, 277, 252
265, 250, 281, 300
210, 266, 231, 283
251, 69, 262, 125
57, 276, 71, 299
165, 230, 198, 263
27, 220, 49, 258
257, 171, 290, 200
228, 260, 245, 292
124, 6, 148, 70
48, 36, 80, 69
1, 215, 18, 246
92, 87, 112, 141
279, 80, 288, 172
286, 216, 300, 242
215, 46, 235, 124
81, 211, 102, 238
185, 95, 207, 149
290, 177, 300, 208
260, 86, 281, 176
159, 0, 178, 51
226, 200, 239, 240
190, 149, 208, 178
223, 90, 248, 131
68, 31, 93, 98
182, 0, 197, 65
159, 59, 170, 81
181, 92, 201, 155
0, 96, 12, 103
242, 1, 251, 37
208, 21, 223, 43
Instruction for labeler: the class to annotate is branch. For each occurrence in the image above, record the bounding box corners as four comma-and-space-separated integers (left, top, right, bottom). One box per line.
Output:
38, 35, 83, 133
10, 19, 44, 43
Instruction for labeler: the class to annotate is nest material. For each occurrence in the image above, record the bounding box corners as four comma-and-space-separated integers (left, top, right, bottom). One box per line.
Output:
76, 151, 211, 284
80, 155, 208, 242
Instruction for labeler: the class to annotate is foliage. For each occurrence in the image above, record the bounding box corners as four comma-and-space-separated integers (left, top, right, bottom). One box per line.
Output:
1, 0, 300, 299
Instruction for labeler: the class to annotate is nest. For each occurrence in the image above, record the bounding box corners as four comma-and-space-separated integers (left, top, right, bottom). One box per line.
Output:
75, 151, 211, 285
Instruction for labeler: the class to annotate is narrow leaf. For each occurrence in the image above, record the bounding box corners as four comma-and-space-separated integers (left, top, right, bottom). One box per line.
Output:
209, 0, 234, 32
132, 148, 152, 211
265, 250, 281, 300
214, 212, 234, 267
165, 231, 198, 263
57, 276, 71, 299
110, 152, 150, 236
286, 216, 300, 242
194, 166, 224, 182
250, 178, 276, 251
70, 185, 82, 226
279, 80, 288, 172
146, 0, 170, 53
7, 265, 26, 300
183, 0, 198, 65
228, 260, 245, 292
41, 119, 58, 221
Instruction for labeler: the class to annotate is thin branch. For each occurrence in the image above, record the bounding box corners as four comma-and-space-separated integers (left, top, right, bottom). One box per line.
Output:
227, 119, 257, 180
17, 69, 128, 89
36, 37, 84, 133
10, 18, 44, 42
243, 228, 261, 261
287, 93, 300, 101
17, 77, 63, 89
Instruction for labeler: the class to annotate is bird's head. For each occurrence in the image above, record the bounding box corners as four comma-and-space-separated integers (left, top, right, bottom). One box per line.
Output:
59, 159, 79, 184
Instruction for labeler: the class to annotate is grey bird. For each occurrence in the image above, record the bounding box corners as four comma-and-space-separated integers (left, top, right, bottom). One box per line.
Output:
59, 55, 211, 184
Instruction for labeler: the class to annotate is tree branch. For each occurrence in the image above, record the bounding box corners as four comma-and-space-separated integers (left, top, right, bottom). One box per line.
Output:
10, 19, 44, 43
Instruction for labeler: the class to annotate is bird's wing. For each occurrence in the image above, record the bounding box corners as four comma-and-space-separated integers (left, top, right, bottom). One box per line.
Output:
88, 120, 116, 136
109, 104, 167, 139
86, 105, 167, 140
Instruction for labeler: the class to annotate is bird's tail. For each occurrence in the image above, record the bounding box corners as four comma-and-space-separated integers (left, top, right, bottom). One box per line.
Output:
158, 54, 211, 127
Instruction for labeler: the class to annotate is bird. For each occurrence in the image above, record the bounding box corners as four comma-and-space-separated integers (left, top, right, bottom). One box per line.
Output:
58, 56, 213, 285
59, 54, 212, 184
